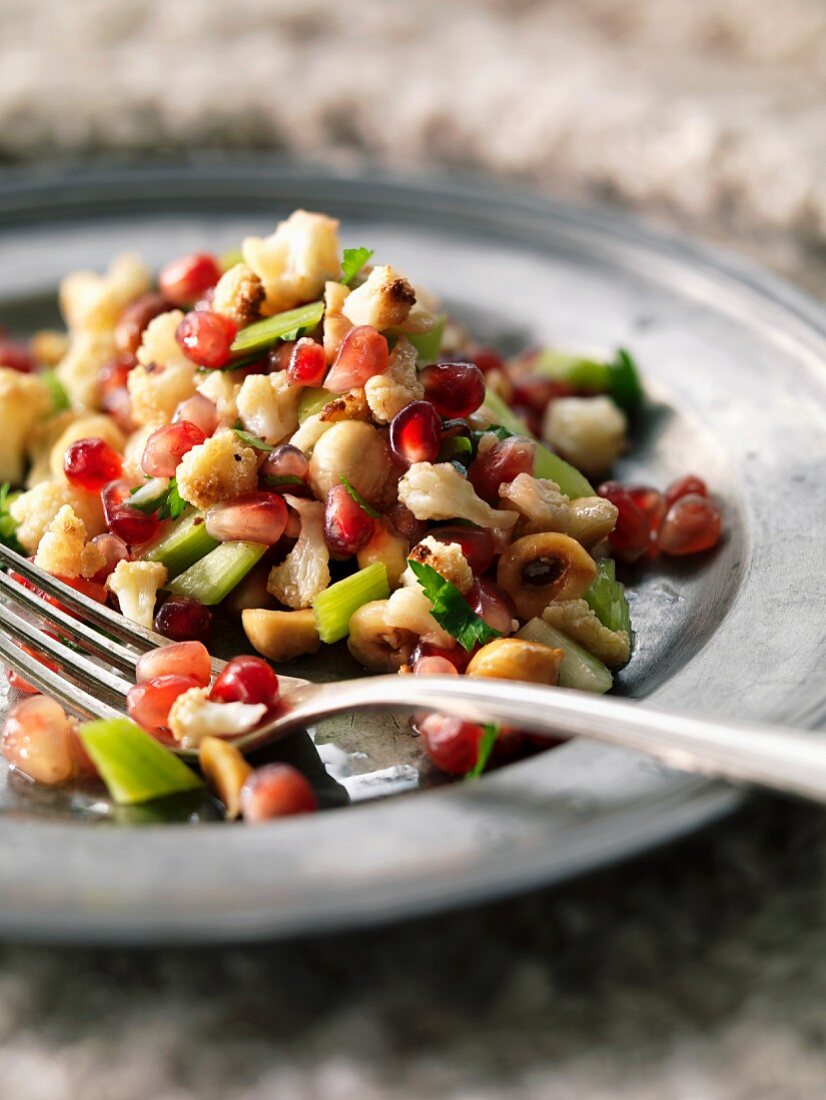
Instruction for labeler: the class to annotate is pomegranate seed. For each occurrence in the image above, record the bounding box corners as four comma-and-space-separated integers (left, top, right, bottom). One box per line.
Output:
511, 375, 571, 415
421, 362, 485, 419
240, 764, 318, 822
101, 356, 134, 395
417, 713, 487, 775
287, 338, 327, 387
107, 505, 160, 546
468, 436, 535, 503
159, 252, 222, 308
385, 502, 427, 544
173, 394, 219, 437
141, 421, 207, 478
6, 643, 60, 695
658, 494, 722, 556
0, 339, 35, 373
127, 675, 201, 732
205, 492, 288, 544
136, 641, 212, 687
261, 444, 310, 490
176, 310, 237, 369
597, 481, 651, 563
210, 656, 280, 709
324, 325, 389, 392
389, 400, 442, 465
665, 474, 708, 509
411, 640, 471, 673
58, 575, 109, 604
88, 532, 130, 582
154, 597, 212, 642
626, 485, 666, 536
114, 292, 169, 356
323, 483, 375, 556
413, 655, 460, 676
461, 345, 504, 375
101, 373, 135, 434
428, 525, 496, 574
2, 695, 75, 785
469, 577, 516, 635
64, 437, 123, 492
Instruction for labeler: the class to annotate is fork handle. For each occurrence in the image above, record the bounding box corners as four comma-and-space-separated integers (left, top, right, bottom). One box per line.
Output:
278, 675, 826, 804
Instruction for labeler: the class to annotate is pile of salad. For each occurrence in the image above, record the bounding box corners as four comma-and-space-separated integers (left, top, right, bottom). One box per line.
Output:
0, 208, 722, 823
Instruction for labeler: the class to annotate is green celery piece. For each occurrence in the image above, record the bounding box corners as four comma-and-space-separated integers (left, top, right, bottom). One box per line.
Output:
78, 718, 202, 805
166, 540, 267, 605
230, 301, 324, 358
220, 248, 244, 272
298, 387, 335, 424
142, 512, 219, 579
313, 563, 390, 644
406, 313, 445, 365
481, 388, 533, 437
584, 559, 632, 637
41, 369, 71, 413
129, 477, 170, 510
534, 349, 610, 391
517, 618, 613, 694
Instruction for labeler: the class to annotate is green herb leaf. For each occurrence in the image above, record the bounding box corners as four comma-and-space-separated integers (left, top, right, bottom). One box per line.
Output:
340, 247, 374, 286
0, 482, 24, 555
262, 474, 305, 489
130, 477, 187, 521
340, 475, 380, 518
407, 559, 501, 652
607, 348, 644, 412
233, 427, 276, 453
41, 369, 70, 413
466, 723, 499, 780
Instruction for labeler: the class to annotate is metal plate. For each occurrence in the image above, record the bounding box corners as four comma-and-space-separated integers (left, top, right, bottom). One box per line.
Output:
0, 161, 824, 944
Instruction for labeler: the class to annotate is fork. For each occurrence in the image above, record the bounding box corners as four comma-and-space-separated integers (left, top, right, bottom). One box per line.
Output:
2, 542, 826, 803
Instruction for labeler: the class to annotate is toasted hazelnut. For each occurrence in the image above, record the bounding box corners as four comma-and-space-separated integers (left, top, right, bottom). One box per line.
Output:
199, 735, 253, 820
242, 608, 321, 663
497, 532, 597, 620
466, 638, 563, 686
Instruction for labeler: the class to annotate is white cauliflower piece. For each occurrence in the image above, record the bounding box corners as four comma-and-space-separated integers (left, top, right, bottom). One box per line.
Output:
167, 686, 266, 750
398, 462, 518, 530
267, 496, 330, 609
405, 536, 474, 595
498, 474, 617, 547
289, 411, 334, 454
0, 368, 53, 484
236, 371, 300, 444
107, 560, 168, 630
48, 414, 126, 480
175, 430, 258, 510
323, 280, 352, 363
135, 310, 192, 372
121, 424, 156, 483
33, 505, 104, 579
128, 310, 198, 427
59, 253, 150, 335
211, 263, 264, 326
242, 209, 341, 314
384, 585, 453, 648
196, 370, 241, 428
364, 337, 423, 423
10, 478, 105, 553
341, 265, 416, 331
26, 411, 78, 488
542, 598, 631, 668
543, 396, 627, 478
55, 330, 117, 411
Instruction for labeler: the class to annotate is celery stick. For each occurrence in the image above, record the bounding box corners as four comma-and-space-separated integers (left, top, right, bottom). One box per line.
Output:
534, 350, 610, 391
78, 718, 202, 805
517, 618, 613, 693
129, 477, 170, 510
166, 540, 267, 605
313, 563, 390, 643
143, 513, 219, 578
584, 559, 632, 636
220, 248, 244, 271
298, 387, 335, 424
481, 388, 533, 438
230, 301, 324, 357
406, 313, 445, 365
41, 368, 70, 413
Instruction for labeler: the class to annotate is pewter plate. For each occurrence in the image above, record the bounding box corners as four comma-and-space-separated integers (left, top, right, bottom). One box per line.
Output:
0, 162, 824, 944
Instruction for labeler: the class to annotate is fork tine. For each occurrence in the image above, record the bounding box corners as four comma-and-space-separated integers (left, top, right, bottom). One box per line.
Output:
0, 631, 119, 721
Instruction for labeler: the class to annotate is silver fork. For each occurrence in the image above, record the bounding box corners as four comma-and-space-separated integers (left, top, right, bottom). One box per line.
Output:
2, 542, 826, 802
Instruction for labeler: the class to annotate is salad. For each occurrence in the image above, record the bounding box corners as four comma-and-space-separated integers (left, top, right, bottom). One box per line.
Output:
0, 208, 722, 823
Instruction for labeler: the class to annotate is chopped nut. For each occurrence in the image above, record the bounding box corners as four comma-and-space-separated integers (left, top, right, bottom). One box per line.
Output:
242, 608, 321, 662
466, 638, 563, 685
199, 735, 253, 820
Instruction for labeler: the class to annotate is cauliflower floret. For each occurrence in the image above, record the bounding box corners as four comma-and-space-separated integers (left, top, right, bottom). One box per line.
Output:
318, 388, 371, 424
341, 265, 416, 331
26, 411, 78, 488
196, 370, 241, 428
0, 368, 53, 484
405, 536, 474, 595
542, 598, 630, 668
121, 424, 156, 483
389, 283, 437, 335
384, 585, 453, 648
242, 210, 341, 315
398, 462, 518, 530
323, 280, 352, 363
499, 473, 618, 547
167, 686, 266, 750
267, 496, 330, 609
59, 253, 150, 335
48, 414, 126, 480
175, 430, 258, 510
211, 263, 265, 326
289, 412, 334, 453
127, 310, 198, 427
9, 478, 105, 552
33, 505, 104, 579
55, 331, 117, 411
543, 396, 627, 478
135, 310, 192, 372
364, 337, 423, 423
107, 560, 168, 630
236, 371, 300, 444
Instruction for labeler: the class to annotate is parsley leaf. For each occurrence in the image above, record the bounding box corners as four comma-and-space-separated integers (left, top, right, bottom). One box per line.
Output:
0, 482, 24, 555
340, 475, 380, 518
466, 723, 499, 780
606, 347, 644, 412
233, 427, 276, 453
41, 369, 70, 413
340, 247, 374, 286
407, 559, 501, 652
130, 478, 187, 521
472, 425, 515, 446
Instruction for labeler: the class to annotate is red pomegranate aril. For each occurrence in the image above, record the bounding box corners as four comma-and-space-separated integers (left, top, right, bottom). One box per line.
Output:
88, 533, 130, 582
665, 474, 708, 509
421, 362, 485, 419
102, 384, 135, 434
596, 481, 651, 563
324, 325, 389, 392
413, 655, 459, 676
287, 338, 327, 387
417, 713, 487, 776
127, 674, 201, 732
261, 444, 310, 489
389, 400, 442, 466
0, 339, 35, 373
411, 640, 470, 673
136, 641, 212, 687
658, 494, 722, 556
461, 345, 504, 375
114, 292, 169, 356
64, 437, 123, 492
428, 525, 496, 574
323, 483, 375, 556
6, 642, 60, 695
159, 252, 222, 308
469, 577, 516, 636
2, 695, 75, 785
173, 394, 219, 436
468, 436, 536, 503
240, 764, 318, 823
626, 484, 666, 536
154, 597, 212, 643
141, 421, 207, 478
511, 375, 571, 415
100, 356, 134, 395
385, 502, 427, 544
108, 505, 160, 546
176, 310, 238, 369
210, 656, 280, 709
205, 492, 288, 545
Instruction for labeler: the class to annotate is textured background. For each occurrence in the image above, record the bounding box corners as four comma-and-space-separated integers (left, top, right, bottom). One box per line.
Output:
2, 1, 826, 1097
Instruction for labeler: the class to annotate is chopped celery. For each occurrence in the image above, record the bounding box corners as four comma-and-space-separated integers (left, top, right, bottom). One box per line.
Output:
41, 368, 70, 413
298, 387, 335, 424
129, 477, 170, 510
143, 512, 219, 578
584, 559, 632, 636
166, 540, 267, 605
313, 563, 390, 644
230, 300, 324, 358
517, 618, 613, 694
481, 388, 533, 438
407, 313, 445, 365
220, 248, 244, 272
534, 350, 610, 391
78, 718, 202, 805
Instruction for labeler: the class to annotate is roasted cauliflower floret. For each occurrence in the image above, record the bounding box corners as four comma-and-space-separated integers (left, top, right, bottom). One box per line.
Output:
59, 253, 150, 335
33, 505, 104, 579
267, 496, 330, 609
167, 686, 267, 750
128, 310, 198, 427
48, 414, 126, 480
397, 462, 518, 530
9, 478, 105, 552
236, 371, 300, 444
55, 330, 117, 411
196, 371, 241, 428
211, 263, 265, 326
175, 430, 258, 511
542, 598, 631, 668
135, 310, 192, 372
543, 396, 627, 478
364, 337, 423, 423
0, 368, 53, 484
341, 265, 416, 331
106, 560, 168, 630
499, 473, 618, 547
384, 585, 453, 648
323, 280, 352, 363
242, 210, 341, 315
405, 536, 474, 595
